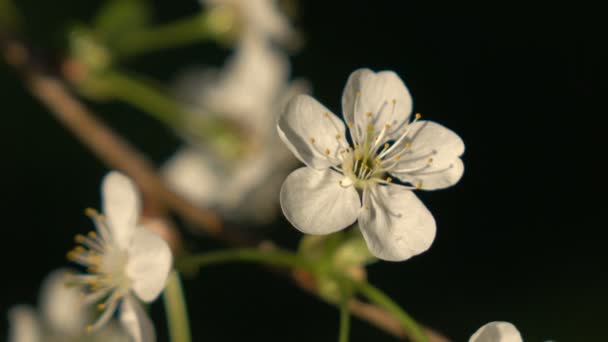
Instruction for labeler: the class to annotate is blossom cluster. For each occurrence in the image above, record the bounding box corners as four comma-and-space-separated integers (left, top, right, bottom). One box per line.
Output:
5, 0, 533, 341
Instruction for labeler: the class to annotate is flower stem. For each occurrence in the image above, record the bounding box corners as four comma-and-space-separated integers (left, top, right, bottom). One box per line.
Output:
97, 70, 183, 126
113, 14, 210, 59
0, 0, 22, 30
178, 248, 428, 342
338, 288, 351, 342
177, 248, 316, 274
93, 69, 242, 157
163, 270, 192, 342
352, 281, 428, 342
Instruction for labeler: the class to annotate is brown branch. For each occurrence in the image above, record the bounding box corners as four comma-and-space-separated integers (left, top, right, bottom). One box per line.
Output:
2, 37, 450, 342
27, 71, 223, 236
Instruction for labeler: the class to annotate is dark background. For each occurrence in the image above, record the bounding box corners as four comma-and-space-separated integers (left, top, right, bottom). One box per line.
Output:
0, 1, 604, 341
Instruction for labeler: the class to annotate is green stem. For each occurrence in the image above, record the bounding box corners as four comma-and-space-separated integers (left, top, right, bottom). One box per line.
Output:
0, 0, 22, 30
113, 14, 209, 59
99, 70, 183, 125
91, 69, 242, 157
163, 271, 192, 342
179, 248, 428, 341
353, 281, 428, 342
338, 289, 351, 342
177, 248, 315, 274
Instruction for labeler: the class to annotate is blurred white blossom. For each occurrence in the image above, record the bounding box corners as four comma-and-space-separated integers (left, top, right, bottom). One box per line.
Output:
202, 0, 296, 45
278, 68, 464, 261
7, 269, 129, 342
164, 33, 306, 224
66, 172, 172, 342
469, 322, 522, 342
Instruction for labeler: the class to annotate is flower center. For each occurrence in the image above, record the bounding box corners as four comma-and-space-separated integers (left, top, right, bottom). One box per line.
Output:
308, 93, 438, 190
66, 208, 131, 332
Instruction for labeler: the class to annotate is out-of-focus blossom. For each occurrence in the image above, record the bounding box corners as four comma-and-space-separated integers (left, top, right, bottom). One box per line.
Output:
7, 269, 129, 342
469, 322, 522, 342
202, 0, 297, 45
66, 172, 172, 342
164, 34, 306, 224
278, 68, 464, 261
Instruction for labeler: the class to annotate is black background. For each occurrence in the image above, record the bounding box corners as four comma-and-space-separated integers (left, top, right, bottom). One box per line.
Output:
0, 1, 604, 341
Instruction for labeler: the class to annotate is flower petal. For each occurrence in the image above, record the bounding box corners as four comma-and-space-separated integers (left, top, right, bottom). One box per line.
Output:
127, 227, 172, 302
93, 322, 131, 341
359, 185, 436, 261
278, 95, 347, 169
102, 171, 141, 249
391, 121, 465, 190
40, 269, 89, 335
162, 148, 223, 206
469, 321, 522, 342
120, 296, 156, 342
8, 306, 41, 342
393, 158, 465, 191
201, 33, 288, 125
220, 149, 289, 223
342, 69, 413, 141
280, 167, 360, 234
240, 0, 295, 44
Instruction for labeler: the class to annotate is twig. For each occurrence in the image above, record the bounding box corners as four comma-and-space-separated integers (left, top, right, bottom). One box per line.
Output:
2, 37, 449, 342
293, 269, 449, 342
28, 72, 223, 235
0, 35, 222, 235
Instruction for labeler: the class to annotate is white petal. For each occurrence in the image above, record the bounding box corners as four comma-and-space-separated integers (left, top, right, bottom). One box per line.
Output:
102, 171, 141, 249
278, 95, 347, 169
391, 121, 465, 190
341, 69, 413, 141
393, 158, 465, 191
162, 148, 223, 206
359, 185, 436, 261
469, 322, 522, 342
240, 0, 295, 43
218, 148, 290, 223
40, 269, 89, 335
127, 227, 173, 302
93, 322, 131, 341
7, 306, 41, 342
280, 167, 360, 234
201, 33, 288, 123
120, 296, 156, 342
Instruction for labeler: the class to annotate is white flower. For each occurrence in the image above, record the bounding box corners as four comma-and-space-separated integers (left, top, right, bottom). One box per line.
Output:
164, 34, 305, 223
66, 172, 172, 342
7, 269, 130, 342
202, 0, 295, 45
469, 322, 523, 342
278, 68, 464, 261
